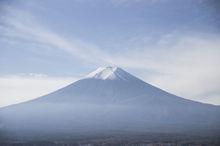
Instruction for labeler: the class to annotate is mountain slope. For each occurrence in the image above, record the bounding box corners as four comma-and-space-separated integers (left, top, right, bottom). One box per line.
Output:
1, 66, 220, 136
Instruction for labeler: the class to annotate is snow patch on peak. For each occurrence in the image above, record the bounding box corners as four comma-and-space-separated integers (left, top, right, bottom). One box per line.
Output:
85, 66, 119, 80
85, 66, 135, 81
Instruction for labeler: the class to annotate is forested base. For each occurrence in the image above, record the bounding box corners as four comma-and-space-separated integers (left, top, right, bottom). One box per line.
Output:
1, 132, 220, 146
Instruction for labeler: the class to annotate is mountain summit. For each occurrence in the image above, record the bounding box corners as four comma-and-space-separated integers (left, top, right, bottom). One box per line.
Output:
1, 66, 220, 137
85, 66, 136, 81
86, 66, 120, 80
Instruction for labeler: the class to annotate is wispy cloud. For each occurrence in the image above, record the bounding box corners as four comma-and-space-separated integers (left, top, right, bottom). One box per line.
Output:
111, 34, 220, 105
1, 7, 109, 65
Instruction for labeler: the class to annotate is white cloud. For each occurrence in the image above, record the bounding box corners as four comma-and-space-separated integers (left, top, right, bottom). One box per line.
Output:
109, 34, 220, 105
1, 7, 109, 65
0, 74, 77, 107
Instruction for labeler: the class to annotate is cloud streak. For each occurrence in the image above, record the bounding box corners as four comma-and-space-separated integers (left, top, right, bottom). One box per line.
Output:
1, 7, 109, 65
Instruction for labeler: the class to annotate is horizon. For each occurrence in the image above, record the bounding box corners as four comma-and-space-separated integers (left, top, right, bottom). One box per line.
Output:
0, 0, 220, 107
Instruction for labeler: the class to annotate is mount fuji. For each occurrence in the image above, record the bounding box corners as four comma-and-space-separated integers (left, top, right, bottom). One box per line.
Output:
1, 66, 220, 137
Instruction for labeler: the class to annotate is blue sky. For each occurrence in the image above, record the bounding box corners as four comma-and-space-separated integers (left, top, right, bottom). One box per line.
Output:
0, 0, 220, 106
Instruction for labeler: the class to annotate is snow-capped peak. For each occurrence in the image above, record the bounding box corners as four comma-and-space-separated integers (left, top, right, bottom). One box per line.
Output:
85, 66, 135, 81
85, 66, 119, 80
